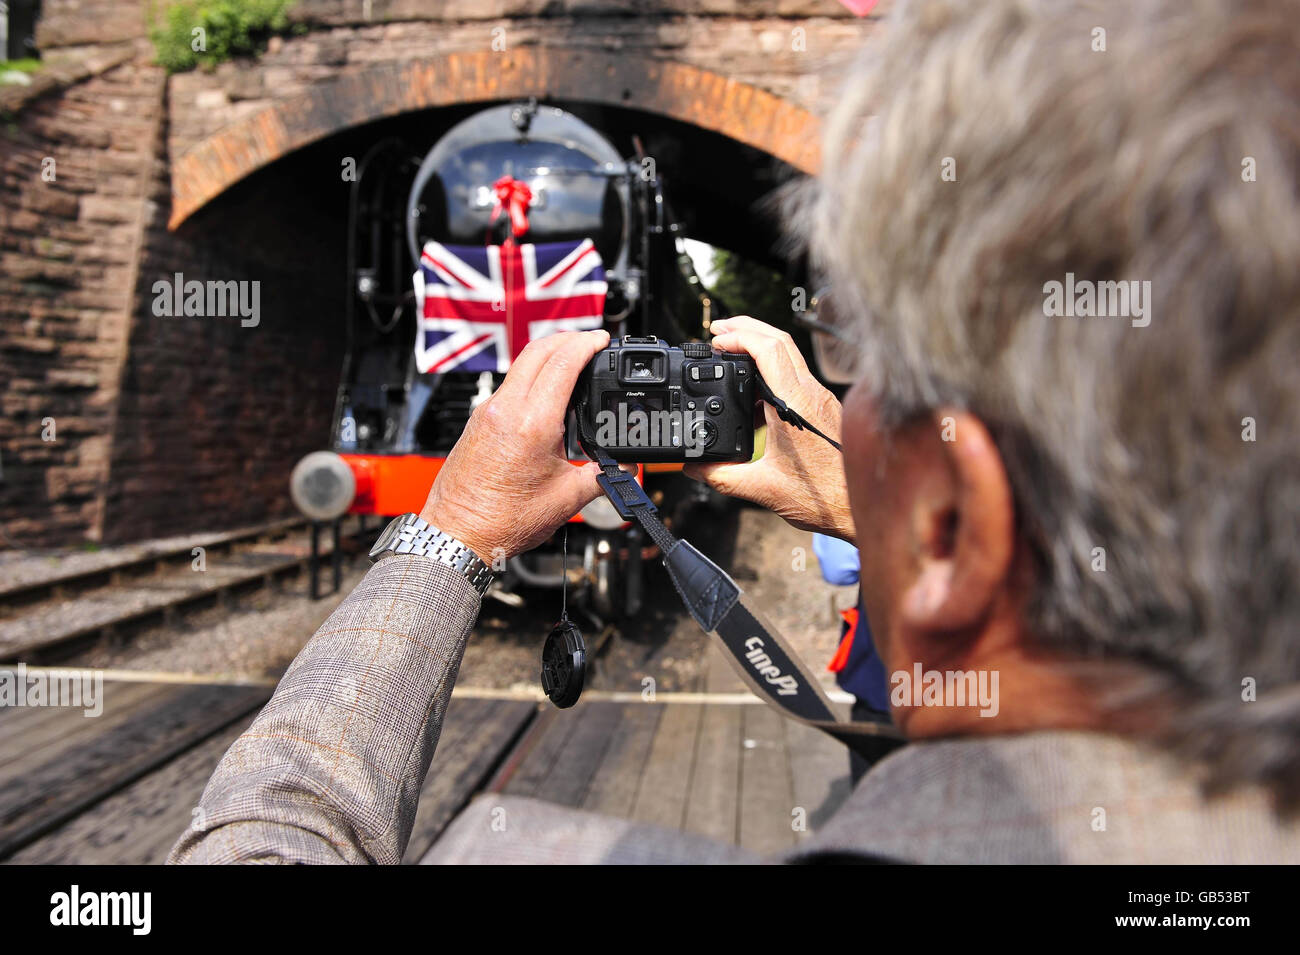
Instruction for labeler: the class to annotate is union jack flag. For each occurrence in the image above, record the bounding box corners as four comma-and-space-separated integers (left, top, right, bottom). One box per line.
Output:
413, 238, 608, 374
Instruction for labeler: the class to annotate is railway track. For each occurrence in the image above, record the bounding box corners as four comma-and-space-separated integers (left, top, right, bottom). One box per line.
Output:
0, 515, 383, 860
0, 672, 538, 862
0, 517, 374, 665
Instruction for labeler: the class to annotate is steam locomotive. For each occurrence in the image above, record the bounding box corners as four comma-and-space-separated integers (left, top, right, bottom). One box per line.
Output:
289, 100, 725, 618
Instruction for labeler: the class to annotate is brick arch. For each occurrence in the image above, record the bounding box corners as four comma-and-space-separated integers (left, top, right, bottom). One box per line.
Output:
169, 48, 824, 228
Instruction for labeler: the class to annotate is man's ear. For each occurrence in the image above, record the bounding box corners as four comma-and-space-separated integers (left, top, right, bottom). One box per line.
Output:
900, 410, 1015, 633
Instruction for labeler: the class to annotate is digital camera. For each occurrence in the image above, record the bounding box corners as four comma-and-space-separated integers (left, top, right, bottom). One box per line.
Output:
570, 336, 759, 462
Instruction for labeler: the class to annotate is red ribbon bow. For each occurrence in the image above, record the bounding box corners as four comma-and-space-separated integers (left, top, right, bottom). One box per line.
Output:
491, 175, 533, 239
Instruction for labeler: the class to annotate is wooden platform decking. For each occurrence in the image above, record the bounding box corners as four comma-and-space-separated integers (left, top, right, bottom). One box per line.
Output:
483, 695, 852, 855
1, 657, 854, 863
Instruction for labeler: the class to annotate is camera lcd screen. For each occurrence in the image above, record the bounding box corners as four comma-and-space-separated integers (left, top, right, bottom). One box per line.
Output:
601, 391, 669, 415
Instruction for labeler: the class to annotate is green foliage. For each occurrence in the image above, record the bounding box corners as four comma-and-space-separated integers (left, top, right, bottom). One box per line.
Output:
708, 249, 796, 332
148, 0, 296, 74
0, 59, 43, 74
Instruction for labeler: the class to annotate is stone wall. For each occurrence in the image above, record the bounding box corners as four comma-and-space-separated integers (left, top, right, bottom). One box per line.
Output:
165, 8, 874, 157
98, 133, 349, 543
1, 41, 346, 546
0, 52, 163, 546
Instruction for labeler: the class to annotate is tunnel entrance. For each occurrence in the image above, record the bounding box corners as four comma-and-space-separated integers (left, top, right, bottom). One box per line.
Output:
103, 98, 810, 544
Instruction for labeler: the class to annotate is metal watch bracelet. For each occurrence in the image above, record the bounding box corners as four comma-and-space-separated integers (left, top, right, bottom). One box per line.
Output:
368, 512, 495, 596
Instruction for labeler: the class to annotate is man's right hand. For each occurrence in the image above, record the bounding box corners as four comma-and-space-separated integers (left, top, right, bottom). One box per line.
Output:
683, 316, 857, 544
420, 329, 614, 565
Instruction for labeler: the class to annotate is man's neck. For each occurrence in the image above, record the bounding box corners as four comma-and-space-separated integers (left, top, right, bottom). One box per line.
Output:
887, 634, 1169, 741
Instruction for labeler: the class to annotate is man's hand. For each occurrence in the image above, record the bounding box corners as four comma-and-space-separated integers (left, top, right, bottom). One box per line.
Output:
683, 316, 856, 544
420, 330, 613, 565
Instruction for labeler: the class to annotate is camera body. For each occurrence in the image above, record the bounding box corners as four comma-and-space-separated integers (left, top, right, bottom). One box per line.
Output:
571, 336, 759, 463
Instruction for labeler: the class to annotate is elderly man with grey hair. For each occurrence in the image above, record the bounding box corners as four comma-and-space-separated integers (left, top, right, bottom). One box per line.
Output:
171, 0, 1300, 864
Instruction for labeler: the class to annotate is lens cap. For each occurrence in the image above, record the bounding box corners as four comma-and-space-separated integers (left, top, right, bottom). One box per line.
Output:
540, 617, 587, 708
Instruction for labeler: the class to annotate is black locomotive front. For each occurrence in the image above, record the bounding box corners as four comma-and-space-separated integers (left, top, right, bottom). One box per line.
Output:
290, 100, 722, 619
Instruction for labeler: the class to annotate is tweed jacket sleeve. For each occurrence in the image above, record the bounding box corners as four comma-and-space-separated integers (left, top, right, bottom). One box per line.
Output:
168, 554, 480, 864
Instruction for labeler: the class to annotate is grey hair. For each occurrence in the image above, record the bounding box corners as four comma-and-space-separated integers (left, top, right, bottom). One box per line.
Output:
794, 0, 1300, 809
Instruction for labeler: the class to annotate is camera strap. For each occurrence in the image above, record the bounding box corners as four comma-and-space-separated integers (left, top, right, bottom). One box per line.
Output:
754, 377, 843, 452
574, 416, 903, 758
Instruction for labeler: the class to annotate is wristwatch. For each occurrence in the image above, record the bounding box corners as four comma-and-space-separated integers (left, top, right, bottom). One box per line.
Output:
368, 512, 496, 596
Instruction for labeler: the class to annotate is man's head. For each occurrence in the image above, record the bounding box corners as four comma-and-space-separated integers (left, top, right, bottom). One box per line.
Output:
800, 0, 1300, 807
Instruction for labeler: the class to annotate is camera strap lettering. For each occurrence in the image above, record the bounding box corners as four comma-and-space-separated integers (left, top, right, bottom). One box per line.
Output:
574, 416, 902, 758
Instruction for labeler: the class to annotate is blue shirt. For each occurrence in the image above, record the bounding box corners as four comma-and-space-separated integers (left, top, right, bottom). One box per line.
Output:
812, 534, 890, 712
